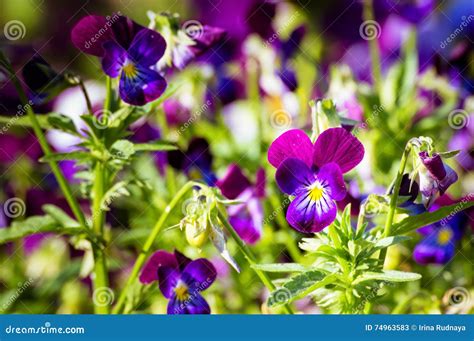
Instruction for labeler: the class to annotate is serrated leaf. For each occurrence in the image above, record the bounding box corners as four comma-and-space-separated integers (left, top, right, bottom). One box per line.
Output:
0, 215, 83, 244
392, 200, 474, 235
42, 204, 80, 228
100, 181, 130, 210
353, 270, 421, 284
252, 263, 308, 273
134, 140, 178, 152
110, 140, 135, 159
47, 113, 79, 135
268, 271, 337, 307
373, 236, 411, 249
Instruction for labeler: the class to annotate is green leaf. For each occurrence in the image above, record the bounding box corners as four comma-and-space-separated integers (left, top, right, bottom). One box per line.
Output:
0, 215, 83, 244
252, 263, 309, 273
39, 151, 92, 163
374, 236, 411, 249
47, 112, 79, 135
110, 140, 135, 159
100, 181, 130, 210
268, 271, 337, 307
438, 150, 460, 159
353, 270, 421, 284
42, 204, 80, 228
392, 200, 474, 235
134, 140, 178, 152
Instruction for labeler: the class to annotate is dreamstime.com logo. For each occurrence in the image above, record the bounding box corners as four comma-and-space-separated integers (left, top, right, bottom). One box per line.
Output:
4, 322, 85, 335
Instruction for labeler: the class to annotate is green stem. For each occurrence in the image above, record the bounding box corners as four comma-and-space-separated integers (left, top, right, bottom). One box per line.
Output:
112, 181, 197, 314
217, 210, 294, 315
379, 144, 411, 265
78, 79, 93, 114
363, 0, 382, 95
2, 56, 87, 228
91, 162, 109, 314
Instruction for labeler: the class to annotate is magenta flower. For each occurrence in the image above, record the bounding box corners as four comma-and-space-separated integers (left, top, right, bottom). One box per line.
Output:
268, 128, 364, 233
71, 15, 167, 106
140, 250, 216, 314
217, 164, 265, 244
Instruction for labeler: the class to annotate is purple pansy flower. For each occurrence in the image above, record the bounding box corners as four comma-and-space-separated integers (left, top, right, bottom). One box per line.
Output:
217, 164, 265, 244
418, 151, 458, 208
168, 138, 216, 185
268, 128, 364, 233
71, 15, 167, 106
140, 250, 216, 314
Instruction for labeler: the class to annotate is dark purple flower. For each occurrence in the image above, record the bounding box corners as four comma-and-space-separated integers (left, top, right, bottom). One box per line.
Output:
449, 124, 474, 172
163, 99, 191, 126
168, 138, 216, 185
140, 250, 216, 314
71, 15, 167, 106
418, 151, 458, 207
268, 128, 364, 233
217, 164, 265, 244
413, 224, 457, 265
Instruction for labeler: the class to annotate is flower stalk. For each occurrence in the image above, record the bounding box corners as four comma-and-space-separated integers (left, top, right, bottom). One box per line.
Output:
217, 209, 294, 314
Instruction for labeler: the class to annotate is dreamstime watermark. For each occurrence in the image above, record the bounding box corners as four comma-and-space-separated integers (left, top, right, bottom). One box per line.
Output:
3, 20, 26, 40
177, 100, 212, 135
359, 20, 381, 41
5, 322, 85, 335
92, 108, 113, 130
443, 286, 472, 313
352, 104, 384, 136
83, 12, 122, 50
262, 196, 291, 227
182, 20, 204, 39
268, 287, 291, 306
270, 109, 292, 129
439, 193, 473, 227
440, 15, 474, 49
2, 197, 26, 219
0, 101, 34, 135
0, 278, 34, 313
447, 109, 470, 129
264, 11, 301, 47
92, 287, 114, 307
173, 277, 214, 314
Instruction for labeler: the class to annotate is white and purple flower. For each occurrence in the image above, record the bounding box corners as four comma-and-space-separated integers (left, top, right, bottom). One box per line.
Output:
268, 128, 364, 233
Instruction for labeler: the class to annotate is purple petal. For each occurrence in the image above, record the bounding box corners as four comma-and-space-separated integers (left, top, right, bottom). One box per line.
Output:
316, 163, 346, 201
119, 65, 167, 105
228, 197, 263, 244
128, 29, 166, 67
419, 152, 446, 180
71, 15, 114, 57
286, 190, 337, 233
101, 41, 127, 77
276, 158, 315, 195
110, 15, 146, 50
438, 165, 458, 195
174, 250, 192, 272
139, 250, 178, 284
157, 266, 180, 299
216, 164, 251, 199
313, 128, 364, 173
182, 259, 216, 291
413, 229, 455, 265
268, 129, 313, 168
167, 292, 210, 314
255, 168, 266, 198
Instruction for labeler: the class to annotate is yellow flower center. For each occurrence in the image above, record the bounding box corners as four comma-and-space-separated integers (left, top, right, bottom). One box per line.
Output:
437, 228, 452, 246
308, 184, 324, 201
174, 281, 190, 301
122, 62, 138, 78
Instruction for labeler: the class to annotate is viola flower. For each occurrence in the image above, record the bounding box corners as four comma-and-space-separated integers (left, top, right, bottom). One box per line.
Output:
71, 15, 167, 106
216, 164, 265, 244
418, 151, 458, 208
139, 250, 216, 314
148, 12, 226, 70
268, 128, 364, 233
168, 138, 216, 185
